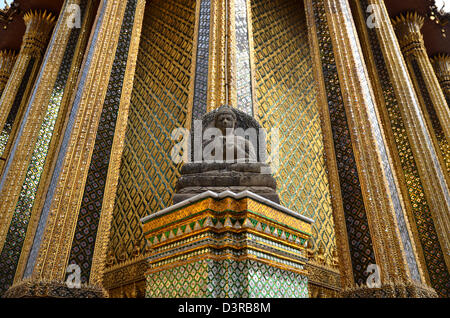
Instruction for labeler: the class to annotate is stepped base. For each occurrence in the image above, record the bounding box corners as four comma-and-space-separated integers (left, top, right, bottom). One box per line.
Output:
142, 191, 313, 298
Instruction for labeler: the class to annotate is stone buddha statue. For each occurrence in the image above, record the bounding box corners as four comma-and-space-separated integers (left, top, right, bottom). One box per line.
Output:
173, 105, 279, 204
203, 106, 257, 163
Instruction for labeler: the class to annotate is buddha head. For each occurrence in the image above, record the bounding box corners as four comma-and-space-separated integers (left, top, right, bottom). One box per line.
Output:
214, 106, 237, 136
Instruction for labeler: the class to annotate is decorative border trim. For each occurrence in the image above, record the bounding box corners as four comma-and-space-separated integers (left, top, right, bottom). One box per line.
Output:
141, 190, 314, 224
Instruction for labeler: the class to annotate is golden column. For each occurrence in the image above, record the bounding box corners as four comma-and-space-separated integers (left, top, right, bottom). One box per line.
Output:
203, 0, 257, 115
350, 0, 450, 296
190, 0, 257, 121
206, 0, 237, 111
0, 11, 56, 171
431, 54, 450, 102
0, 0, 104, 297
2, 0, 146, 298
0, 50, 17, 96
393, 13, 450, 175
0, 50, 17, 171
0, 10, 57, 247
305, 0, 436, 297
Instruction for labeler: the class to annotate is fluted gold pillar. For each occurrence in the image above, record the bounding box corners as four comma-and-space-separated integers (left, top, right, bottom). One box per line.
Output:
0, 1, 103, 297
0, 50, 17, 172
5, 0, 147, 298
188, 0, 256, 117
431, 54, 450, 102
0, 50, 17, 96
393, 13, 450, 176
0, 11, 56, 236
305, 0, 436, 297
0, 11, 56, 171
206, 0, 237, 111
350, 0, 450, 297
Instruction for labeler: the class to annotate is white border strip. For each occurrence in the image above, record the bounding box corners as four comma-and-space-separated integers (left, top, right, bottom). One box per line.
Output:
141, 190, 314, 224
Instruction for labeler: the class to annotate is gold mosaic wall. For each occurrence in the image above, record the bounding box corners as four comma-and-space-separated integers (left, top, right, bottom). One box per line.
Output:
108, 0, 196, 262
251, 0, 336, 260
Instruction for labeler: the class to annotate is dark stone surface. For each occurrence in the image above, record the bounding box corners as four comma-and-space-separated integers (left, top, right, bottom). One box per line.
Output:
180, 162, 271, 174
173, 162, 280, 204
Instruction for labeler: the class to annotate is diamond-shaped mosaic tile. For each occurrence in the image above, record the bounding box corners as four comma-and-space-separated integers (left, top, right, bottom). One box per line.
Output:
146, 259, 308, 298
110, 0, 196, 263
251, 0, 336, 261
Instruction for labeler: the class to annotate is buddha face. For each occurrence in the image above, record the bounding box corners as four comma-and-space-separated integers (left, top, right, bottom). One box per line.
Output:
215, 112, 236, 135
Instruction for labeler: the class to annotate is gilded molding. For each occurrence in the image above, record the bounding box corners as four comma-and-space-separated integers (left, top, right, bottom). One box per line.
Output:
308, 0, 432, 294
207, 0, 237, 111
306, 260, 341, 298
392, 13, 450, 278
21, 10, 57, 57
0, 55, 32, 158
0, 10, 56, 166
323, 0, 410, 285
0, 1, 101, 296
392, 12, 425, 58
0, 59, 36, 164
308, 284, 340, 298
3, 279, 105, 298
341, 281, 437, 298
186, 0, 203, 126
0, 2, 69, 252
103, 254, 148, 287
354, 1, 450, 296
65, 0, 141, 286
103, 255, 148, 298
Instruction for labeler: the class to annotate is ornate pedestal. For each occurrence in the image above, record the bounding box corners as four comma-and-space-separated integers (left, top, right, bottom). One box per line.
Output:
174, 162, 280, 204
142, 190, 313, 298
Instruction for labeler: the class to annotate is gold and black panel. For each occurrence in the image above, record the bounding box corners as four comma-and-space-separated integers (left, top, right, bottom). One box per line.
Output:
67, 0, 140, 283
109, 0, 196, 263
251, 0, 336, 261
309, 0, 376, 285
